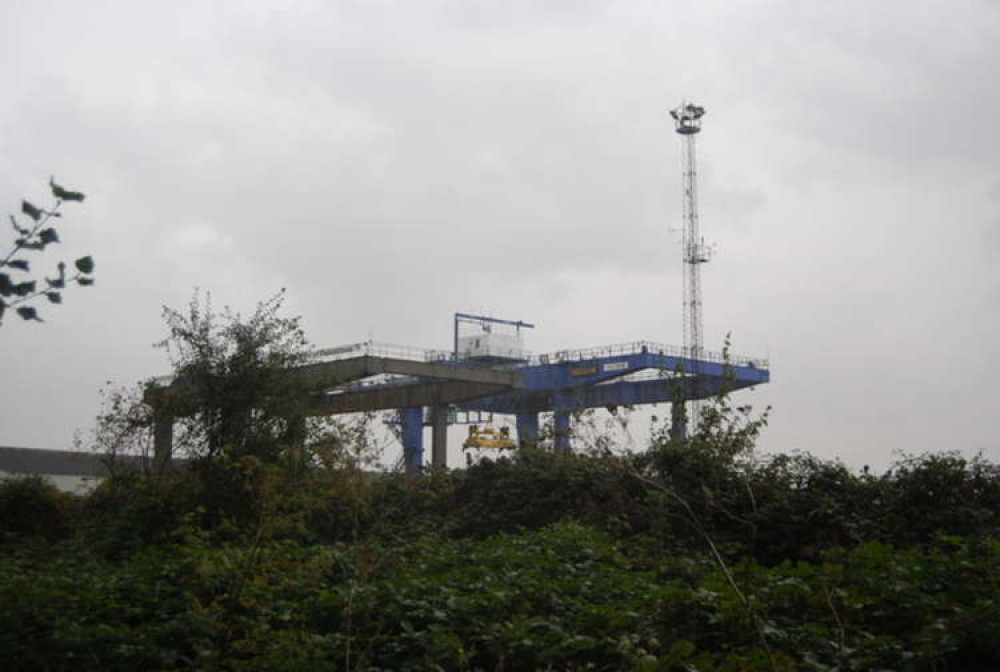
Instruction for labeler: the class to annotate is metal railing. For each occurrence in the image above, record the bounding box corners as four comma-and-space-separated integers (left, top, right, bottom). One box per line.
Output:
311, 339, 769, 370
524, 340, 768, 370
311, 341, 445, 364
153, 338, 767, 391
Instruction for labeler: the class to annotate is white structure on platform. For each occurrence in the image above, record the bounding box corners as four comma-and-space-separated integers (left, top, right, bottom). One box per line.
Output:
458, 330, 526, 361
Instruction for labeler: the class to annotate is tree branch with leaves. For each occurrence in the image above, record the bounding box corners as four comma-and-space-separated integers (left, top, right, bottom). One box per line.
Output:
0, 177, 94, 325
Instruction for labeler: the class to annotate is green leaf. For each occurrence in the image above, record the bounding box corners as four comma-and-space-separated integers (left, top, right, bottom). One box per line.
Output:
13, 281, 36, 297
668, 640, 696, 659
16, 306, 41, 321
49, 177, 86, 202
74, 256, 95, 274
21, 201, 43, 221
77, 276, 94, 287
9, 214, 29, 235
6, 260, 29, 271
38, 228, 60, 245
16, 238, 44, 251
45, 291, 62, 304
0, 273, 11, 296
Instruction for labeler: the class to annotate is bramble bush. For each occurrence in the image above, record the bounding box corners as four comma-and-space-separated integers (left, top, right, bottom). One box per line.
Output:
0, 475, 75, 544
2, 518, 999, 670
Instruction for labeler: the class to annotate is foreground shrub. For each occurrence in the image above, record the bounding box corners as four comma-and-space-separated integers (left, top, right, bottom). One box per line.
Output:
2, 524, 999, 670
0, 475, 73, 543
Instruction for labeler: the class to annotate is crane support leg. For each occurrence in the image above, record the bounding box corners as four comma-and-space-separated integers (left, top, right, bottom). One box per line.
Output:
516, 412, 539, 448
431, 406, 448, 468
153, 413, 174, 470
553, 409, 571, 455
402, 407, 424, 476
670, 400, 688, 440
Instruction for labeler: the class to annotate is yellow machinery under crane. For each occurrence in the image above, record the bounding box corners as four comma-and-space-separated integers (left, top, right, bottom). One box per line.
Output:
462, 424, 516, 451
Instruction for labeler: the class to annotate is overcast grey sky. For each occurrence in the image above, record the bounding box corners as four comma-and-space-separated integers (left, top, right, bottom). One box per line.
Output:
2, 0, 998, 469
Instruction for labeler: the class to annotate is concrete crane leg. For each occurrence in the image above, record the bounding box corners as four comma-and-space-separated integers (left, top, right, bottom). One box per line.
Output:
431, 406, 448, 468
153, 414, 174, 470
401, 407, 424, 477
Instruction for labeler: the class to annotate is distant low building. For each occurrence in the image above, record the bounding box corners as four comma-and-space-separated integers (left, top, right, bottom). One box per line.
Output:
0, 446, 127, 493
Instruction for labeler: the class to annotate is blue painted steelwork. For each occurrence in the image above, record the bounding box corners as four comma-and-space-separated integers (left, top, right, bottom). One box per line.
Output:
459, 350, 766, 415
393, 344, 766, 470
335, 323, 769, 472
553, 408, 571, 454
516, 412, 539, 446
452, 347, 767, 459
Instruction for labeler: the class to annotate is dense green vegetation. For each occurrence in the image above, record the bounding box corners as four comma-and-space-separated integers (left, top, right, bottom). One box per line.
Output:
2, 444, 999, 671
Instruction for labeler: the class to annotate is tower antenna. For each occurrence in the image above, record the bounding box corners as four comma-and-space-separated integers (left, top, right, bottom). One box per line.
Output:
670, 101, 710, 429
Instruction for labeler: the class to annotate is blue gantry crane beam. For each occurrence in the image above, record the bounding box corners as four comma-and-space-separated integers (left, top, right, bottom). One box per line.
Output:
456, 342, 767, 455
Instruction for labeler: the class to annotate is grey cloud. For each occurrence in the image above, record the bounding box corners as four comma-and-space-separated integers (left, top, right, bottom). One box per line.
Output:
1, 0, 998, 469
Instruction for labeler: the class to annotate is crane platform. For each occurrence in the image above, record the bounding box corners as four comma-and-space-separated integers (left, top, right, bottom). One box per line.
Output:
148, 319, 770, 475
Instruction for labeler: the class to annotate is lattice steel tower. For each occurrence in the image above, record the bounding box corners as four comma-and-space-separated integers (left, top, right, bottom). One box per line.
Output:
670, 102, 710, 427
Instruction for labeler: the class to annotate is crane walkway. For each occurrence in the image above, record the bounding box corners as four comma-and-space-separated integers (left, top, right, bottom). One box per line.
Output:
311, 339, 768, 371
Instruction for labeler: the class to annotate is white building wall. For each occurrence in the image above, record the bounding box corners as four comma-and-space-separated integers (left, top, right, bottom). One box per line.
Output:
0, 469, 102, 494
